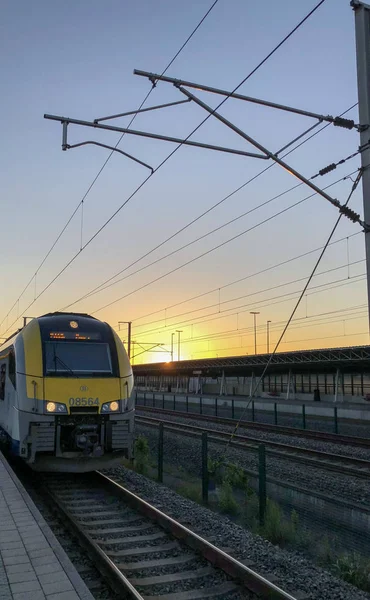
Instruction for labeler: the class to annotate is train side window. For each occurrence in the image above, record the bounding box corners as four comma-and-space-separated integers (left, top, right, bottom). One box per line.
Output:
9, 351, 16, 389
0, 365, 5, 400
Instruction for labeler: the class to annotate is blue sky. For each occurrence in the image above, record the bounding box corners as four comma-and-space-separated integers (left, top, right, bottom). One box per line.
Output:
0, 0, 368, 360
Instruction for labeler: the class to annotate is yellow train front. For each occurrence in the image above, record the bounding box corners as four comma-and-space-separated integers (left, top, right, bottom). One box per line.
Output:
0, 312, 135, 472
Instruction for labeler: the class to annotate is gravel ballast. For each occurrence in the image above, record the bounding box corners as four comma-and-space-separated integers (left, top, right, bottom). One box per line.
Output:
135, 420, 370, 507
137, 408, 370, 460
105, 465, 370, 600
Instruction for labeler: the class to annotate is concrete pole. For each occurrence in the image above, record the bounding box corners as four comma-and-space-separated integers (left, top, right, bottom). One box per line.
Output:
352, 0, 370, 331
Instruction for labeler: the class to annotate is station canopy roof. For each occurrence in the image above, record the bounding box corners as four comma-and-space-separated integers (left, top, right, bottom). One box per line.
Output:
132, 345, 370, 377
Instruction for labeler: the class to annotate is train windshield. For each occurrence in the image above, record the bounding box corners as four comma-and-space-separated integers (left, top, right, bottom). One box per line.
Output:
44, 342, 112, 376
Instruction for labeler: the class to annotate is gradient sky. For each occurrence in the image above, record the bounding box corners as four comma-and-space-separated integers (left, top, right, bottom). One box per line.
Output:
1, 0, 368, 363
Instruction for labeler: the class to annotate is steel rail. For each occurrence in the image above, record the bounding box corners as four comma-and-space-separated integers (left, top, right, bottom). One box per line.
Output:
136, 415, 370, 479
96, 472, 298, 600
40, 482, 144, 599
136, 404, 370, 447
40, 471, 298, 600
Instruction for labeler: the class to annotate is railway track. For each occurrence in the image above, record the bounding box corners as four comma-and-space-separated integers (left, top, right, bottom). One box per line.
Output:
136, 404, 370, 448
136, 414, 370, 480
40, 471, 298, 600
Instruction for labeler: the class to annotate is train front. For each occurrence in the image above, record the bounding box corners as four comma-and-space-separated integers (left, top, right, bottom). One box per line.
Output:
21, 312, 134, 472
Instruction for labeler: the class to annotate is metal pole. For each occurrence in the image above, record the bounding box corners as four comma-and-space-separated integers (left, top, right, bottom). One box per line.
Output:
258, 444, 267, 527
254, 314, 257, 355
127, 322, 132, 360
118, 321, 132, 359
267, 320, 271, 353
351, 0, 370, 330
133, 69, 356, 126
44, 113, 266, 159
176, 330, 182, 361
334, 368, 340, 403
250, 312, 259, 354
202, 432, 209, 504
334, 406, 339, 434
171, 333, 175, 362
286, 370, 292, 401
175, 87, 358, 220
158, 423, 164, 483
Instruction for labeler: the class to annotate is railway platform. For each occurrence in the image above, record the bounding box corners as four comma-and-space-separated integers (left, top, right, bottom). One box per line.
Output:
137, 390, 370, 422
0, 451, 94, 600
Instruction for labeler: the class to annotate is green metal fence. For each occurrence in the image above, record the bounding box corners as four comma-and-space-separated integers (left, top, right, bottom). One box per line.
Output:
136, 390, 368, 436
135, 417, 370, 563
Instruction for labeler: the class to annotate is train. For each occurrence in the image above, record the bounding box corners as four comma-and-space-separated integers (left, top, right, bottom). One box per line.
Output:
0, 312, 135, 472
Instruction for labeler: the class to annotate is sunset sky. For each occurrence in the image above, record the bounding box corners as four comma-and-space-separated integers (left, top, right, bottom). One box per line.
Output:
1, 0, 368, 363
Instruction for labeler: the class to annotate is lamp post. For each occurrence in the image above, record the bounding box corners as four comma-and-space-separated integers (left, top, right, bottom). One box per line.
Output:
250, 312, 260, 355
176, 330, 183, 361
267, 320, 271, 354
171, 333, 175, 362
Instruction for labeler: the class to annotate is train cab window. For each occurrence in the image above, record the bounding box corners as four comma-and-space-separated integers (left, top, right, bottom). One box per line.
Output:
0, 365, 5, 400
8, 350, 16, 389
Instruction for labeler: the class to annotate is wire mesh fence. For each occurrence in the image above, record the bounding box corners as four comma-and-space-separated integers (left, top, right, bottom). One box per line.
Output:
134, 417, 370, 564
136, 390, 370, 437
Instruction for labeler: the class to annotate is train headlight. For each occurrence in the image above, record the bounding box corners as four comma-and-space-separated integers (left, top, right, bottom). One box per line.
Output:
101, 401, 120, 413
45, 401, 67, 414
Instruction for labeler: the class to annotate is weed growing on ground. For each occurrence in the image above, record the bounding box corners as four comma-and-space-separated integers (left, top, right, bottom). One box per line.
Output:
224, 462, 253, 494
332, 552, 370, 592
218, 481, 239, 515
176, 482, 202, 504
208, 457, 224, 484
259, 500, 298, 546
134, 435, 150, 475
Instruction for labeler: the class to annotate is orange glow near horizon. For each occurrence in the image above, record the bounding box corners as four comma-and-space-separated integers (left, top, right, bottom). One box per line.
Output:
121, 312, 370, 365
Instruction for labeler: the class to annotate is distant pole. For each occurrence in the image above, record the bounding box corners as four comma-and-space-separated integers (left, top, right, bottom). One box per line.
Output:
250, 312, 260, 354
118, 321, 132, 359
171, 333, 175, 362
352, 0, 370, 331
176, 330, 183, 361
267, 320, 271, 353
127, 322, 132, 359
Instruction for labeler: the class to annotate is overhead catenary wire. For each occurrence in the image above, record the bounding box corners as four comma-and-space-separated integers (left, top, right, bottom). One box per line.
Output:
131, 258, 365, 334
223, 168, 364, 449
188, 330, 368, 357
134, 303, 368, 361
87, 169, 362, 315
61, 100, 358, 313
0, 0, 328, 339
62, 137, 361, 309
131, 272, 367, 340
130, 231, 362, 324
0, 0, 221, 333
173, 304, 368, 347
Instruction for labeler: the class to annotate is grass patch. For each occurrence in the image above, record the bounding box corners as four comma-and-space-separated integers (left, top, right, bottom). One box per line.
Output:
259, 501, 298, 546
218, 481, 239, 515
332, 552, 370, 592
175, 481, 202, 504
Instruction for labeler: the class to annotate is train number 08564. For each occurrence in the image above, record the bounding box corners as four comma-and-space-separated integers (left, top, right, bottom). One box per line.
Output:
69, 397, 99, 406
